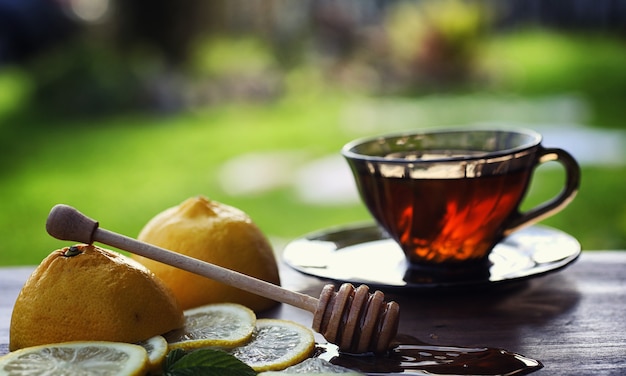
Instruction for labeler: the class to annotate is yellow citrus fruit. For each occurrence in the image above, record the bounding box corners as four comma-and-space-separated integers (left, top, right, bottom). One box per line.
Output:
9, 244, 184, 351
165, 303, 256, 351
230, 319, 316, 372
131, 196, 281, 312
0, 341, 149, 376
136, 335, 168, 373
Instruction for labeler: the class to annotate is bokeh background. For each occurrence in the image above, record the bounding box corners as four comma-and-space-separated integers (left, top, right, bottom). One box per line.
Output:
1, 0, 625, 265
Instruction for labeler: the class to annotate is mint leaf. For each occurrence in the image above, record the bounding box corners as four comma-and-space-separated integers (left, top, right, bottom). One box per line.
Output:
164, 366, 252, 376
163, 348, 187, 370
163, 348, 256, 376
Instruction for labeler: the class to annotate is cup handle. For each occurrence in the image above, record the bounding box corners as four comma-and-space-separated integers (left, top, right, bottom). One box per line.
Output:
503, 146, 581, 236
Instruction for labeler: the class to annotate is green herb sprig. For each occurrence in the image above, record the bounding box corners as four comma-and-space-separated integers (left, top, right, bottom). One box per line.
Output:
162, 348, 256, 376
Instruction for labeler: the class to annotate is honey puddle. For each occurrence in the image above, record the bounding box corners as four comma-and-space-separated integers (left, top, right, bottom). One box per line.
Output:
317, 334, 542, 375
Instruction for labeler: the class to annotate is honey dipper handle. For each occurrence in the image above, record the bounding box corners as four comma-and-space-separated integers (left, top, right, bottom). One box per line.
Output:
46, 204, 319, 313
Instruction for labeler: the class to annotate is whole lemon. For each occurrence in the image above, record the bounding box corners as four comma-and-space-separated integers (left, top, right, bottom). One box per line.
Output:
132, 196, 281, 312
10, 244, 184, 351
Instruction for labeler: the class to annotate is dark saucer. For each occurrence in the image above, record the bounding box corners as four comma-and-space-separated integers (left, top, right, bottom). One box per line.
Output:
282, 223, 581, 292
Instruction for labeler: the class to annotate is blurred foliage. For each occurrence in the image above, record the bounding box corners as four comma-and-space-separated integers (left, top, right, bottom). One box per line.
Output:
190, 37, 277, 77
480, 30, 626, 129
7, 0, 625, 116
0, 92, 623, 265
185, 36, 284, 105
0, 68, 32, 119
385, 0, 492, 89
24, 38, 147, 116
1, 1, 625, 265
482, 31, 626, 96
2, 0, 497, 115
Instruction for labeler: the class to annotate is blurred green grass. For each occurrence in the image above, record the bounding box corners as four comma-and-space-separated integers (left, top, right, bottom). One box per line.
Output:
1, 30, 625, 265
0, 97, 371, 264
480, 30, 626, 129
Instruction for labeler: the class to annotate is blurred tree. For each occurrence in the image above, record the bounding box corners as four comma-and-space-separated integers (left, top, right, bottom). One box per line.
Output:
384, 0, 492, 92
112, 0, 220, 68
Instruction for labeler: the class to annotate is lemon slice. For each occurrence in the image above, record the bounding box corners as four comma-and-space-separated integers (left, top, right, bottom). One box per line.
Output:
259, 358, 364, 375
230, 319, 316, 372
165, 303, 256, 350
0, 341, 148, 376
136, 335, 168, 373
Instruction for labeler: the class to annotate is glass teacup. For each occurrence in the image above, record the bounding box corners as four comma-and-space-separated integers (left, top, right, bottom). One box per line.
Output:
342, 128, 580, 269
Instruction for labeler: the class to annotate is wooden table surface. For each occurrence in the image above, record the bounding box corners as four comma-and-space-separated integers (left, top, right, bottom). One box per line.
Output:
1, 251, 626, 375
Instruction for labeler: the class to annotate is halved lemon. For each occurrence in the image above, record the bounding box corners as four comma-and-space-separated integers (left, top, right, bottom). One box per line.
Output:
165, 303, 256, 350
230, 319, 316, 372
136, 335, 168, 373
0, 341, 148, 376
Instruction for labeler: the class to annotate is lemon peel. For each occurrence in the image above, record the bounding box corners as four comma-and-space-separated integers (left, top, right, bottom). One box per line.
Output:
9, 244, 183, 351
132, 196, 281, 312
0, 341, 149, 376
137, 335, 168, 373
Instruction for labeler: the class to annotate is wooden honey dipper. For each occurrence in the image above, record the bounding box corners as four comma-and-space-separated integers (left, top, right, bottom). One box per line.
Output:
45, 204, 400, 354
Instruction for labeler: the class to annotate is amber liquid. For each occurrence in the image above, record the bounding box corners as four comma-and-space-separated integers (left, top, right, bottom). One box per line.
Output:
358, 169, 532, 265
319, 334, 542, 375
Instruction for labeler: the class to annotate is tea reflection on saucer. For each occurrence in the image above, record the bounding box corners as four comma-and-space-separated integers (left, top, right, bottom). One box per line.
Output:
282, 223, 580, 292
